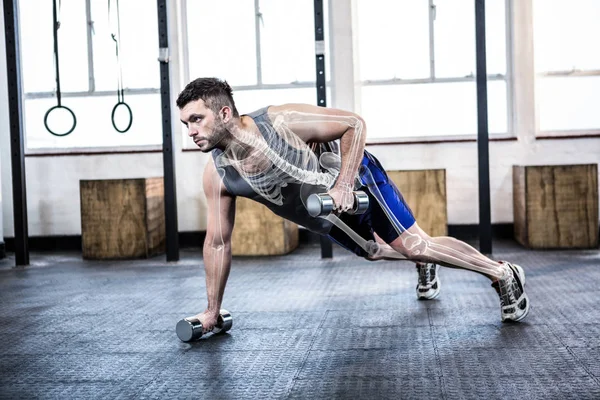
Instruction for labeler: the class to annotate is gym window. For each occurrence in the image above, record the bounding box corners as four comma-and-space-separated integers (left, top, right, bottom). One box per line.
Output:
354, 0, 510, 141
20, 0, 162, 153
533, 0, 600, 137
180, 0, 330, 150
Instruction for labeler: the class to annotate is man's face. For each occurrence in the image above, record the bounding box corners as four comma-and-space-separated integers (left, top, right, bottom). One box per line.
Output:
180, 99, 228, 152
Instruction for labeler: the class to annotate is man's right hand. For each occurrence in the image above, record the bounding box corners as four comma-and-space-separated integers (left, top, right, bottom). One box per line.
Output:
195, 309, 220, 333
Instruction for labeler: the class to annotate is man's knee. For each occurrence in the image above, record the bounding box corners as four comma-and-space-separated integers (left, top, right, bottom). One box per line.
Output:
390, 232, 430, 259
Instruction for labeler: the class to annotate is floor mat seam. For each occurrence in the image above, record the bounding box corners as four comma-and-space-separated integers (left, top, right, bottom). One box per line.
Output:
284, 309, 330, 399
428, 306, 447, 400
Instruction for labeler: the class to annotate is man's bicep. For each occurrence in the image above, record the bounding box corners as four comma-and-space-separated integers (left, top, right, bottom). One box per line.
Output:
203, 160, 236, 245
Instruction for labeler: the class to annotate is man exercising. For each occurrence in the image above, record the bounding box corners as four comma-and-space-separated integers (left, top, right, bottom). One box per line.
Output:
177, 77, 530, 333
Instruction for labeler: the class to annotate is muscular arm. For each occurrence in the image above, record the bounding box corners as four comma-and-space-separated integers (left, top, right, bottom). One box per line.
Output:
269, 103, 367, 210
203, 158, 236, 315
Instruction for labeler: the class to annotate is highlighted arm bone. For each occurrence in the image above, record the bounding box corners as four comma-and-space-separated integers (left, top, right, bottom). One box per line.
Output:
219, 110, 366, 209
273, 110, 367, 211
199, 162, 235, 331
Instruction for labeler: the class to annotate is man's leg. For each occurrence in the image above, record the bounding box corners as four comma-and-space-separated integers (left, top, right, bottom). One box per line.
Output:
389, 223, 505, 279
359, 153, 529, 321
362, 232, 439, 299
356, 154, 443, 299
359, 156, 507, 280
388, 224, 529, 321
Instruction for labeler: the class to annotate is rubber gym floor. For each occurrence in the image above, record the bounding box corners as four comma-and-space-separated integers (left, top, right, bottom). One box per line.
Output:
1, 239, 599, 399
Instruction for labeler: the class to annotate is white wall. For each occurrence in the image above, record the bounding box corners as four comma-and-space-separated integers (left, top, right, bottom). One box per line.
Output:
1, 0, 599, 239
368, 139, 600, 225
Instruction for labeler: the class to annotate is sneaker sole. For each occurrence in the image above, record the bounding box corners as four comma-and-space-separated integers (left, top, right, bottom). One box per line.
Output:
416, 286, 440, 300
503, 292, 530, 322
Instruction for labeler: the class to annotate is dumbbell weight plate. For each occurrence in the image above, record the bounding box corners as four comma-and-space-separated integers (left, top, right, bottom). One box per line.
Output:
176, 318, 203, 342
212, 310, 233, 334
350, 192, 369, 215
307, 193, 335, 217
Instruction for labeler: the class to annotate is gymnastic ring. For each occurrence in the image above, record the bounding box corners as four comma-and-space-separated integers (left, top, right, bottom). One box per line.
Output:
111, 101, 133, 133
43, 105, 77, 137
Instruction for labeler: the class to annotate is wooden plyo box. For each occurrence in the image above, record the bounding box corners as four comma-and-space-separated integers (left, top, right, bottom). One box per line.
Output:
80, 178, 166, 259
513, 164, 599, 249
386, 169, 448, 237
231, 197, 299, 256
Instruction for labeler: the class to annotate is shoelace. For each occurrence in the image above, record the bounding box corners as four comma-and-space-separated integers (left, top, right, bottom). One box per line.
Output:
418, 264, 433, 286
498, 275, 518, 307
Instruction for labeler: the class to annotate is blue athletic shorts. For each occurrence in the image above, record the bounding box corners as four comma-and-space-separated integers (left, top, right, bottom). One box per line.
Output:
326, 150, 416, 257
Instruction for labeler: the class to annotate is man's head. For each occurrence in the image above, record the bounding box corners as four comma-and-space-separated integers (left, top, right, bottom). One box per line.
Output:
177, 78, 240, 152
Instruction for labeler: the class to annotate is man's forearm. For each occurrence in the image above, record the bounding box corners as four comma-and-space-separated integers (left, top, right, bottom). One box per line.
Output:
203, 241, 232, 312
335, 119, 366, 190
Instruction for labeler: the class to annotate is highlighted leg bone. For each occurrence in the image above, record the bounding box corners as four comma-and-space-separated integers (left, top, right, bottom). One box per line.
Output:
360, 167, 505, 279
323, 213, 407, 260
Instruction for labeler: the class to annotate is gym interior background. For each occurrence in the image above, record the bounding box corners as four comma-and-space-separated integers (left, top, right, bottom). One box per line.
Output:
1, 0, 599, 399
1, 0, 598, 248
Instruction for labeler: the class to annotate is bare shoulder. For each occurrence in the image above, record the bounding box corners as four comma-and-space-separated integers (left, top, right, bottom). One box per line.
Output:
203, 157, 232, 199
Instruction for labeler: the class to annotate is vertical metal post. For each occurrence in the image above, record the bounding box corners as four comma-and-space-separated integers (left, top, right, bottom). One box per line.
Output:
85, 0, 95, 92
314, 0, 332, 258
157, 0, 179, 261
428, 0, 436, 79
254, 0, 262, 85
475, 0, 492, 254
3, 0, 29, 266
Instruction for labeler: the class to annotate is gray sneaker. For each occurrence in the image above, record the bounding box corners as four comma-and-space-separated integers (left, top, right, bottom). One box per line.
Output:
416, 263, 440, 300
492, 262, 530, 322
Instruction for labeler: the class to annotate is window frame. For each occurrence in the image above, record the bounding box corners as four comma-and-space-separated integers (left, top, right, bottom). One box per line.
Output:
531, 0, 600, 138
179, 0, 325, 150
355, 0, 515, 144
535, 70, 600, 138
21, 0, 163, 155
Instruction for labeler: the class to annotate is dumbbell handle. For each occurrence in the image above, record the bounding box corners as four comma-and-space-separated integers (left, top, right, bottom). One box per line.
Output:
176, 309, 233, 342
307, 191, 369, 217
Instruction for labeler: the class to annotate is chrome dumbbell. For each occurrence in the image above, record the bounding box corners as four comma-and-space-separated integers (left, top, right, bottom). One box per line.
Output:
306, 191, 369, 217
176, 309, 233, 342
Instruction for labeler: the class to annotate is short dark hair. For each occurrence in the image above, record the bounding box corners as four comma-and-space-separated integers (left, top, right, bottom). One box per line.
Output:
176, 77, 239, 118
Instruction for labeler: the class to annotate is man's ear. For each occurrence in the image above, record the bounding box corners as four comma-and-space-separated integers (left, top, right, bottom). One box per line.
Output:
220, 106, 233, 123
